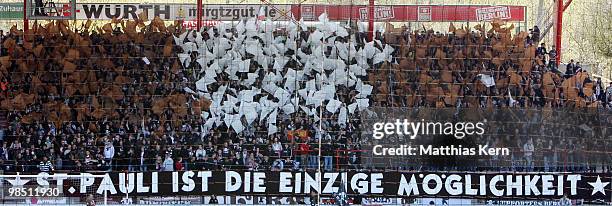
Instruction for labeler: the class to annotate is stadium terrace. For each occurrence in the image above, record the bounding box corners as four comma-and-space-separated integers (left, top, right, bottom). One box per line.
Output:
0, 1, 611, 204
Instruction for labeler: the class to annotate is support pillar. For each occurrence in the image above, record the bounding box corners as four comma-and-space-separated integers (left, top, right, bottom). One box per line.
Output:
367, 0, 374, 41
197, 0, 203, 30
24, 0, 29, 33
555, 0, 563, 66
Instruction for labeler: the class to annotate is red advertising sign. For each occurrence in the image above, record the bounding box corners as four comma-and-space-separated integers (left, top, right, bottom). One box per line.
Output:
417, 6, 432, 21
358, 6, 395, 20
182, 20, 220, 29
475, 6, 512, 21
291, 5, 526, 22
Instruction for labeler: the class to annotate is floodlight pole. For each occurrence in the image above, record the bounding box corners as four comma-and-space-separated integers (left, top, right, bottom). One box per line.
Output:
197, 0, 203, 30
555, 0, 572, 66
367, 0, 374, 41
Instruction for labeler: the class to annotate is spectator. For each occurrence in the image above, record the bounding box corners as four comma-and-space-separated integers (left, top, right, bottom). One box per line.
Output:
548, 46, 557, 68
310, 191, 318, 206
296, 139, 309, 169
595, 78, 605, 102
535, 139, 544, 171
271, 138, 282, 158
282, 144, 292, 160
544, 139, 555, 172
560, 195, 571, 206
536, 43, 547, 56
55, 155, 63, 170
209, 195, 219, 204
606, 82, 612, 107
308, 140, 319, 170
566, 59, 576, 77
175, 157, 184, 171
83, 151, 94, 169
247, 153, 259, 170
127, 148, 136, 172
0, 111, 6, 142
322, 139, 334, 171
155, 156, 163, 171
258, 152, 267, 168
0, 29, 4, 55
186, 156, 197, 170
103, 141, 115, 168
523, 138, 535, 172
348, 150, 360, 171
139, 146, 149, 172
575, 62, 583, 73
9, 139, 20, 151
38, 156, 53, 173
0, 78, 7, 97
163, 155, 174, 171
34, 0, 46, 16
196, 145, 206, 160
0, 142, 8, 160
567, 140, 577, 171
530, 26, 540, 42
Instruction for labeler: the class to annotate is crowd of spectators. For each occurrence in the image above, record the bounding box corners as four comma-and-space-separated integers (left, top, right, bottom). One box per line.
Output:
371, 22, 612, 109
0, 19, 363, 174
363, 22, 612, 172
367, 109, 612, 173
0, 19, 610, 175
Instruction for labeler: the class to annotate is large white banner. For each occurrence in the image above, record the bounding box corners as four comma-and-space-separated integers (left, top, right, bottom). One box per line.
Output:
74, 4, 291, 21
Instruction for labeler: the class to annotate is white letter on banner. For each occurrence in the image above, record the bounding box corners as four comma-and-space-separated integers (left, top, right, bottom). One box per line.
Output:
279, 172, 292, 193
80, 173, 94, 193
226, 171, 242, 192
182, 171, 195, 192
253, 172, 266, 192
198, 171, 212, 192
